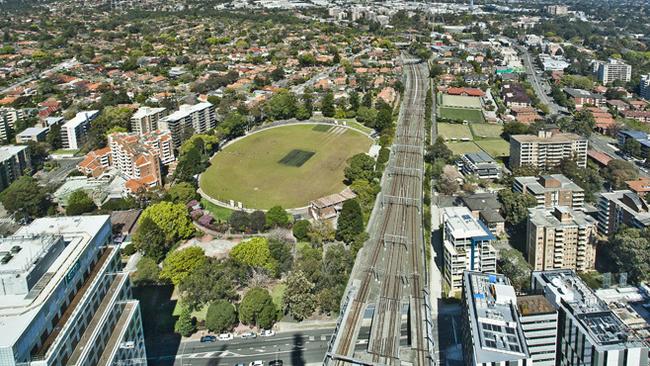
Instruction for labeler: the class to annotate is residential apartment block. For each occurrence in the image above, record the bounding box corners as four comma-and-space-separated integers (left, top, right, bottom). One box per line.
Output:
641, 75, 650, 101
513, 174, 585, 209
461, 272, 531, 366
0, 215, 146, 366
516, 295, 558, 366
596, 190, 650, 235
509, 130, 588, 169
60, 110, 99, 150
532, 270, 649, 365
108, 131, 174, 192
442, 207, 497, 294
130, 106, 168, 135
458, 151, 500, 179
78, 130, 175, 193
0, 145, 31, 191
593, 59, 632, 85
158, 102, 216, 148
0, 107, 23, 143
526, 206, 598, 272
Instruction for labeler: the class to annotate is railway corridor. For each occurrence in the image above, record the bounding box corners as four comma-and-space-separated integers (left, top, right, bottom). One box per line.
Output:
325, 61, 434, 366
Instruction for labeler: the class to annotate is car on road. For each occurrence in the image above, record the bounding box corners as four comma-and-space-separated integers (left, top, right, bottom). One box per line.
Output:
249, 361, 264, 366
269, 361, 283, 366
218, 333, 234, 341
240, 331, 257, 339
260, 329, 275, 337
200, 335, 216, 343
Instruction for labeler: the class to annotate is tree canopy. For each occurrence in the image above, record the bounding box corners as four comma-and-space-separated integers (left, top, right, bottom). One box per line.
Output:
609, 227, 650, 284
344, 153, 376, 183
336, 199, 364, 243
230, 237, 278, 274
65, 189, 96, 216
239, 287, 276, 329
160, 247, 207, 286
284, 270, 316, 321
0, 176, 49, 220
179, 259, 239, 310
206, 300, 237, 333
140, 201, 195, 242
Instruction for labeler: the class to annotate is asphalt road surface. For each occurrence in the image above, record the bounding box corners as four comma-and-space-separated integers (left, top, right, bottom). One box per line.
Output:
517, 46, 560, 115
161, 329, 335, 366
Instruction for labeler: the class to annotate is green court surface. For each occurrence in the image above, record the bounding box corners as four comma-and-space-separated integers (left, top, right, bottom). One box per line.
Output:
441, 94, 483, 109
470, 123, 503, 139
439, 107, 485, 123
200, 124, 372, 209
438, 123, 473, 140
446, 141, 483, 155
475, 139, 510, 157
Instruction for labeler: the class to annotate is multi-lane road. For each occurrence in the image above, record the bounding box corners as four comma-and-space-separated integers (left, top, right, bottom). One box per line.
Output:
152, 329, 335, 366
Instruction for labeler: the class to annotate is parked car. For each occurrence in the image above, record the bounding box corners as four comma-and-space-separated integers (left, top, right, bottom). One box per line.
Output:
249, 361, 264, 366
218, 333, 233, 341
241, 331, 257, 339
260, 329, 276, 337
200, 335, 216, 343
269, 360, 283, 366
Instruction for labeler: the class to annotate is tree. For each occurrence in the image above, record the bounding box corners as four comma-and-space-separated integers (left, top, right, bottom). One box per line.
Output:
610, 227, 650, 283
362, 91, 373, 108
622, 139, 642, 158
66, 189, 96, 216
425, 136, 453, 164
336, 199, 364, 243
47, 124, 62, 149
344, 153, 375, 183
350, 179, 380, 217
250, 211, 266, 233
268, 239, 293, 275
230, 237, 277, 274
284, 270, 316, 321
603, 159, 638, 190
132, 257, 161, 285
348, 91, 360, 112
174, 306, 196, 337
239, 287, 276, 329
498, 190, 537, 227
557, 158, 603, 202
229, 211, 251, 232
557, 111, 595, 137
292, 220, 311, 241
317, 287, 342, 315
160, 247, 207, 285
140, 202, 195, 242
0, 176, 49, 220
133, 217, 169, 261
307, 221, 336, 247
179, 260, 238, 310
266, 206, 289, 227
374, 102, 393, 132
220, 112, 247, 139
321, 91, 335, 117
206, 300, 237, 333
502, 121, 530, 137
497, 249, 532, 292
355, 106, 378, 127
264, 89, 298, 120
168, 182, 199, 204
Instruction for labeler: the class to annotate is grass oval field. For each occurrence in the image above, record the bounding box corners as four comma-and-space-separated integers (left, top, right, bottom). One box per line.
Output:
199, 124, 373, 210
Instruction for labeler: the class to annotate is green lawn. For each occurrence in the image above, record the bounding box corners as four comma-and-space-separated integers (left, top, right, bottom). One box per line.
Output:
173, 298, 208, 321
271, 283, 286, 309
439, 107, 485, 123
475, 139, 510, 157
441, 94, 482, 109
200, 124, 372, 209
470, 124, 503, 139
437, 123, 472, 140
345, 120, 374, 134
200, 198, 234, 222
447, 141, 483, 155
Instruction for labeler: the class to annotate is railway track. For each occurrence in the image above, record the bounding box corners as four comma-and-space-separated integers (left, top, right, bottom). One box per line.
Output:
326, 60, 432, 366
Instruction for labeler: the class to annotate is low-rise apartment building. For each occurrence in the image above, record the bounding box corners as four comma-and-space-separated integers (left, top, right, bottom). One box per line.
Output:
158, 102, 216, 148
0, 215, 146, 366
461, 272, 531, 366
130, 106, 168, 135
60, 110, 99, 150
596, 190, 650, 235
532, 270, 648, 365
563, 88, 605, 109
509, 130, 588, 169
458, 152, 500, 179
513, 174, 585, 209
526, 206, 598, 272
442, 207, 497, 294
0, 145, 31, 191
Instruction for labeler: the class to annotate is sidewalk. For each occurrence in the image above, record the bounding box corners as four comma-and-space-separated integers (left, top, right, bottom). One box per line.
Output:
180, 319, 338, 343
